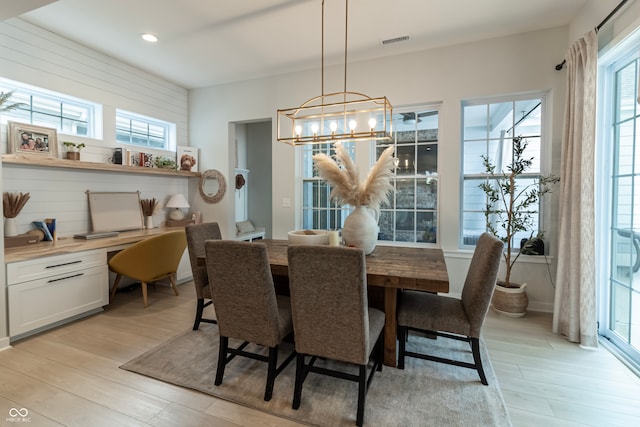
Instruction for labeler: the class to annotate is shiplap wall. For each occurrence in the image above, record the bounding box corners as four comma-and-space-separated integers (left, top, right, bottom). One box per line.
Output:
0, 18, 192, 237
2, 166, 188, 236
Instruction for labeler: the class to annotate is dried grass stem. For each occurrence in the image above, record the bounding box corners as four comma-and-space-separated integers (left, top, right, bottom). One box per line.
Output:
140, 198, 158, 216
3, 192, 30, 218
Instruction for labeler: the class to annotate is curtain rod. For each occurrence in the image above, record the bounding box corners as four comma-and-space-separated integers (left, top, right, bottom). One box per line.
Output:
554, 0, 629, 70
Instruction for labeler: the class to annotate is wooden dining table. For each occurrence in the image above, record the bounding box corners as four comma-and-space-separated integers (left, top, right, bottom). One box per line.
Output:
199, 239, 449, 367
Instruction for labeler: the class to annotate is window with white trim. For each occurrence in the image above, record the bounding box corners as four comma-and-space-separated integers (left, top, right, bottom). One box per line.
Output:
461, 94, 546, 247
0, 78, 98, 138
116, 110, 176, 151
377, 107, 440, 243
301, 142, 354, 230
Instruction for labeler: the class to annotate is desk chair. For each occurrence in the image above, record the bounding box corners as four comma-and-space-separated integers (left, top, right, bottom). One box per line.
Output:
205, 240, 295, 401
397, 232, 502, 385
186, 222, 222, 330
108, 230, 187, 308
287, 245, 384, 427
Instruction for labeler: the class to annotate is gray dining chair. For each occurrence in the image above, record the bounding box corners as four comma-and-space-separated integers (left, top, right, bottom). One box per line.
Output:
204, 240, 295, 401
186, 222, 222, 330
397, 232, 503, 385
287, 245, 384, 427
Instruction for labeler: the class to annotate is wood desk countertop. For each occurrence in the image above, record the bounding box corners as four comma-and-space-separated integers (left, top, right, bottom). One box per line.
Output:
4, 227, 186, 263
199, 239, 450, 366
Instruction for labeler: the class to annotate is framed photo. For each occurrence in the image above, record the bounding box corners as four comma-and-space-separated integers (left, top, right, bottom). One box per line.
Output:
177, 145, 198, 172
8, 121, 58, 157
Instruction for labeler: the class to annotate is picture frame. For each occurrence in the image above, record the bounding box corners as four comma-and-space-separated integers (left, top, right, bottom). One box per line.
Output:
8, 121, 58, 158
177, 145, 198, 172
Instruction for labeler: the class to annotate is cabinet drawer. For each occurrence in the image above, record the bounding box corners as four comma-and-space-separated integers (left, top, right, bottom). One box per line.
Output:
6, 249, 106, 285
8, 264, 109, 337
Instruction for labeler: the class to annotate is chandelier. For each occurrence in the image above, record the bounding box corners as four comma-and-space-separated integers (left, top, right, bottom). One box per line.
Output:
277, 0, 393, 146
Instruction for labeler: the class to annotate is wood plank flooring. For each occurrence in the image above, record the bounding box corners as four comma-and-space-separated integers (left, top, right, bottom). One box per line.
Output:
0, 282, 638, 426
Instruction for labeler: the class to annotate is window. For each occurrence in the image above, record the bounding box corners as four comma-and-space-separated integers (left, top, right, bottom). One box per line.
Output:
116, 110, 176, 150
300, 106, 440, 241
461, 94, 546, 247
598, 31, 640, 371
377, 107, 439, 243
0, 78, 98, 138
301, 142, 353, 230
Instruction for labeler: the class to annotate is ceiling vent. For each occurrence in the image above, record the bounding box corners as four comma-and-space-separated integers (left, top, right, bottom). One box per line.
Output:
380, 35, 410, 46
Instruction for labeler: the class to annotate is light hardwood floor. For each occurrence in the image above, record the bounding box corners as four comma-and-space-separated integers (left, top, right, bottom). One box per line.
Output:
0, 282, 639, 426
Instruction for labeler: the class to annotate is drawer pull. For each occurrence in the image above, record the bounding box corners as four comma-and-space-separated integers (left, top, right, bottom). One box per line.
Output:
45, 260, 82, 269
48, 273, 84, 283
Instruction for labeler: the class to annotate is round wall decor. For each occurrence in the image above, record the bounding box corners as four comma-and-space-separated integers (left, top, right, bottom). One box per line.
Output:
199, 169, 227, 204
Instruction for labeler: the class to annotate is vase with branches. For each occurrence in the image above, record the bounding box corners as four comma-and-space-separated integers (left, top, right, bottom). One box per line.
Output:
140, 198, 159, 228
313, 143, 395, 254
479, 136, 559, 316
3, 192, 31, 237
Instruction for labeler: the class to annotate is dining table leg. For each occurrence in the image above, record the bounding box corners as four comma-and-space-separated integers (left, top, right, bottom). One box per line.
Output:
383, 287, 397, 367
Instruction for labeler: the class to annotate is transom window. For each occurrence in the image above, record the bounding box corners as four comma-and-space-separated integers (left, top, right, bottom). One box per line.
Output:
116, 110, 176, 150
461, 94, 546, 247
0, 78, 98, 138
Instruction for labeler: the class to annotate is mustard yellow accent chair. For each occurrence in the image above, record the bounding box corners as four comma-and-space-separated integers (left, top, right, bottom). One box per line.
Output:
109, 230, 187, 308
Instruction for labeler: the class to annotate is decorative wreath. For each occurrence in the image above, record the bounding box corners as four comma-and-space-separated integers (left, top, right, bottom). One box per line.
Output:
199, 169, 226, 204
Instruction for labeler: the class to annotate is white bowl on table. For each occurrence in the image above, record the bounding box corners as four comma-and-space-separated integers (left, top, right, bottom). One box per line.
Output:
287, 230, 330, 245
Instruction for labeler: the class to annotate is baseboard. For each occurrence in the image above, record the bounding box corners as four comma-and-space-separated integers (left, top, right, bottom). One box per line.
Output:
0, 336, 12, 351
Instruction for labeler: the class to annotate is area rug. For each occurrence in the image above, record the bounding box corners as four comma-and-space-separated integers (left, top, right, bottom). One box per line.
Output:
121, 323, 511, 426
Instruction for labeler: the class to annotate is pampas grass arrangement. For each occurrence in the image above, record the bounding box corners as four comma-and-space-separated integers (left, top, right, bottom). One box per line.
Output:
3, 192, 30, 218
312, 143, 395, 210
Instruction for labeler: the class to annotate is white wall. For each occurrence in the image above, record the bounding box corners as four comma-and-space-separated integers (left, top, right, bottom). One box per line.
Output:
0, 18, 193, 344
189, 26, 570, 311
568, 0, 640, 44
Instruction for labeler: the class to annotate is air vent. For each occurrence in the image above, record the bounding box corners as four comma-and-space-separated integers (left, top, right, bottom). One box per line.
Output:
380, 35, 410, 46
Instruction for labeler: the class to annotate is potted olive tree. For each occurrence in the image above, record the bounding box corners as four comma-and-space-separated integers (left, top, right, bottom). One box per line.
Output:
479, 136, 559, 317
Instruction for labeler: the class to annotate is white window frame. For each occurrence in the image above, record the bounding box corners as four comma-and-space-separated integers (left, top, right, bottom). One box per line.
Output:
116, 109, 176, 151
299, 142, 353, 230
376, 104, 441, 245
0, 77, 100, 139
460, 92, 550, 249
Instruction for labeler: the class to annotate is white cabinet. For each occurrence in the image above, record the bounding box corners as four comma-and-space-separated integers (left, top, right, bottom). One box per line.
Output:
7, 249, 108, 338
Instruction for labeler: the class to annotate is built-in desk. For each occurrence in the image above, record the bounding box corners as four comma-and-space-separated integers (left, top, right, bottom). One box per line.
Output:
4, 227, 183, 263
5, 227, 186, 340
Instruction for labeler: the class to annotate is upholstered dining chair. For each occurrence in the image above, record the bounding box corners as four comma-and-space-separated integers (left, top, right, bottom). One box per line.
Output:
185, 222, 222, 330
397, 232, 503, 385
108, 230, 187, 308
204, 240, 296, 401
287, 245, 384, 427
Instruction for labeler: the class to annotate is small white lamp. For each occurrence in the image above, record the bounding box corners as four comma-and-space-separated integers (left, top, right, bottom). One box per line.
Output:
166, 193, 190, 221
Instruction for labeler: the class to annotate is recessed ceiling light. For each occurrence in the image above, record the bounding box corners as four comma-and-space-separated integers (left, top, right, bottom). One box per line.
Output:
141, 33, 158, 43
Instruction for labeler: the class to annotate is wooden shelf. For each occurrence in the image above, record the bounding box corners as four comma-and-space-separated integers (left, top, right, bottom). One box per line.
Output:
1, 154, 200, 178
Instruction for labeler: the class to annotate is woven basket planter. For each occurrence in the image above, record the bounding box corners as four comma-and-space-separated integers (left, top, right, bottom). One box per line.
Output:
491, 282, 528, 318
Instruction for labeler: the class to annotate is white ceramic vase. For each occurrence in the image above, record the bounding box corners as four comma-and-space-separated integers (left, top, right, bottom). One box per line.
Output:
4, 217, 17, 237
145, 216, 153, 229
341, 205, 379, 255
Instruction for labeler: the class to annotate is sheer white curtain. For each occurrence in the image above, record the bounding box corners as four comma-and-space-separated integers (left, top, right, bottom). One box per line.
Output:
553, 30, 599, 348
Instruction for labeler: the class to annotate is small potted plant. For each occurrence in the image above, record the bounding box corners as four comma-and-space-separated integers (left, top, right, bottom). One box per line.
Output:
479, 136, 559, 317
62, 142, 85, 160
